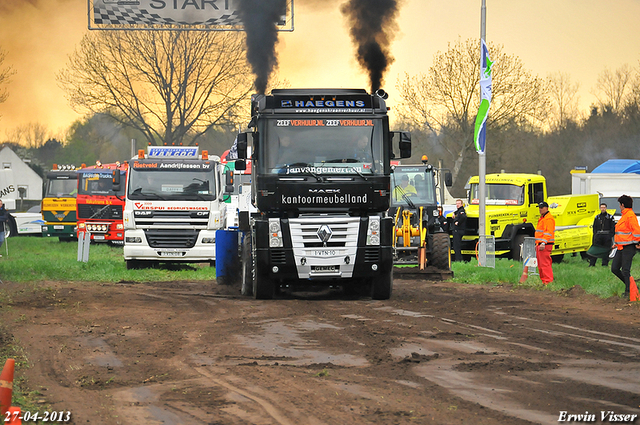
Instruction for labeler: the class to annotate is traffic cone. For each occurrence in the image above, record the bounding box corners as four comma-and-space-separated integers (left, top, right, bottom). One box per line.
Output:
630, 277, 639, 302
6, 406, 21, 425
519, 266, 528, 284
0, 358, 15, 416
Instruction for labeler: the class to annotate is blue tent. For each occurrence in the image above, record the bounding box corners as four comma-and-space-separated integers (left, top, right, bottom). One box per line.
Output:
592, 159, 640, 174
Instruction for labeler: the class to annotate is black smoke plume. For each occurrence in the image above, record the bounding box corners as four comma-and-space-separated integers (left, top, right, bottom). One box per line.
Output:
237, 0, 287, 94
341, 0, 400, 93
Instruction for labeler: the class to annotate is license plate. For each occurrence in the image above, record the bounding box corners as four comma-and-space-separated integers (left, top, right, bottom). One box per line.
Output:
93, 235, 105, 240
313, 249, 337, 256
54, 225, 65, 230
159, 251, 183, 257
312, 265, 338, 272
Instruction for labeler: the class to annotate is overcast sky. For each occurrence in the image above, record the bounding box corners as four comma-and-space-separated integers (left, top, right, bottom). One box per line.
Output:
0, 0, 639, 141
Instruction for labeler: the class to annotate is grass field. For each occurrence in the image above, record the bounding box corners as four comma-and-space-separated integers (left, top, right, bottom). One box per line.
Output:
450, 252, 638, 299
1, 236, 637, 299
0, 236, 216, 283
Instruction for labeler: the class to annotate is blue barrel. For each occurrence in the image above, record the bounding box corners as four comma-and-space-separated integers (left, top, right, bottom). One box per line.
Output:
215, 229, 239, 285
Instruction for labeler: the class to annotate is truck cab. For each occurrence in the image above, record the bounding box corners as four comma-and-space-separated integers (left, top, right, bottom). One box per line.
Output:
235, 88, 410, 299
460, 173, 598, 261
76, 162, 128, 244
41, 165, 78, 241
122, 146, 226, 269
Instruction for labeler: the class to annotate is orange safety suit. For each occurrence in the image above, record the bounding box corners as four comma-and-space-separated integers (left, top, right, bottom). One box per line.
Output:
614, 208, 640, 249
535, 212, 555, 284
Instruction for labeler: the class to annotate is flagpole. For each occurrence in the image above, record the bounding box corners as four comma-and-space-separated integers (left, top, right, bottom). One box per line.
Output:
478, 0, 487, 265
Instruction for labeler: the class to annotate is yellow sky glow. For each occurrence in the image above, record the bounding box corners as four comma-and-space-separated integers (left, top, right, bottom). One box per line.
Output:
0, 0, 639, 140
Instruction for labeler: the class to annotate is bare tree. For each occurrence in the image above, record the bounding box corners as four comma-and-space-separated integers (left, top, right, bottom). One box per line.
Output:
5, 122, 49, 148
593, 64, 632, 112
547, 72, 581, 130
395, 38, 549, 184
58, 30, 253, 146
0, 47, 15, 106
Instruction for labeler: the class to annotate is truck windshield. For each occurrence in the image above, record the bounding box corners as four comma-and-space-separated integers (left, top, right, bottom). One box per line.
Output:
45, 179, 77, 198
128, 169, 216, 201
390, 169, 437, 206
263, 118, 384, 175
470, 183, 524, 206
79, 172, 125, 196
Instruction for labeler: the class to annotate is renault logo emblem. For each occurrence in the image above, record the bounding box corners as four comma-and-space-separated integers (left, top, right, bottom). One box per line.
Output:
317, 224, 332, 244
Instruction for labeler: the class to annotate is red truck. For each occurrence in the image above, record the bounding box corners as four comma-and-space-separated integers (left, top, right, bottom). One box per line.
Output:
76, 162, 128, 245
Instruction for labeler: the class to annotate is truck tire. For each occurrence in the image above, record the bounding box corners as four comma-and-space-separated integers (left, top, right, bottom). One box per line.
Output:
431, 232, 451, 270
253, 272, 274, 300
241, 234, 253, 296
551, 254, 564, 263
126, 260, 141, 270
512, 234, 527, 261
371, 269, 393, 300
252, 229, 274, 300
4, 217, 16, 238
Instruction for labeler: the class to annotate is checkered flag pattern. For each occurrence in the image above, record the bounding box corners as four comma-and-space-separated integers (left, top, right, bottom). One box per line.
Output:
93, 4, 243, 27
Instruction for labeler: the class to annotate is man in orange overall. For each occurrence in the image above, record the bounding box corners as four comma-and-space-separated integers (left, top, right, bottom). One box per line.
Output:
535, 201, 555, 284
611, 194, 640, 299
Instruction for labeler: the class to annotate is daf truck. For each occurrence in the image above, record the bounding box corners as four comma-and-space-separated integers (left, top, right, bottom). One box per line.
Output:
122, 146, 226, 269
234, 88, 411, 299
457, 173, 599, 262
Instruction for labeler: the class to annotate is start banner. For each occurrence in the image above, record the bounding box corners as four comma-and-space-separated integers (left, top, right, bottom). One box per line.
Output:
89, 0, 293, 30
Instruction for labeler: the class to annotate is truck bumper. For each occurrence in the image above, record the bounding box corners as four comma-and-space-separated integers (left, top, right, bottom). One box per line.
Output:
42, 224, 76, 239
123, 229, 216, 262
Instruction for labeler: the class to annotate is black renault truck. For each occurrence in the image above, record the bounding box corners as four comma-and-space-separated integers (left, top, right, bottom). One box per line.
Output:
234, 88, 411, 299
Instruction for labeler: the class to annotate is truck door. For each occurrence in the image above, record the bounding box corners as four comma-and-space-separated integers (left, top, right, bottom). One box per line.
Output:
527, 182, 545, 220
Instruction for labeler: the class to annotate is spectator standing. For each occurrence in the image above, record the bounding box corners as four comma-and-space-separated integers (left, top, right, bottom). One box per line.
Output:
611, 195, 640, 299
589, 203, 616, 267
452, 199, 466, 262
0, 199, 9, 257
535, 201, 555, 284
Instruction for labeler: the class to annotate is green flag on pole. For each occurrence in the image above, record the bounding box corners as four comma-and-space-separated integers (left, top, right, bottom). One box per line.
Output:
474, 39, 493, 153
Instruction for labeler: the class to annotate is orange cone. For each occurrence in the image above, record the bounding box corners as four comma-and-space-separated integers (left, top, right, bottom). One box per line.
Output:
630, 277, 640, 302
519, 266, 528, 283
0, 358, 15, 416
6, 406, 21, 425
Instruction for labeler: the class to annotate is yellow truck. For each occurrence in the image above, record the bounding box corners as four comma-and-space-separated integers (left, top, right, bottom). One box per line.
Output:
41, 165, 78, 241
456, 173, 598, 262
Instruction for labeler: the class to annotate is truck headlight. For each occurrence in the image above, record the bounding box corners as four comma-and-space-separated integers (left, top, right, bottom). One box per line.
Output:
269, 218, 283, 248
366, 216, 380, 246
125, 237, 142, 243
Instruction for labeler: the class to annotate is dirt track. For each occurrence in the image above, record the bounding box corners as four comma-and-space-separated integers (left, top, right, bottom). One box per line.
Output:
2, 276, 640, 424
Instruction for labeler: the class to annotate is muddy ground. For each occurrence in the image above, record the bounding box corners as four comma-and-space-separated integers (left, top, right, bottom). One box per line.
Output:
1, 274, 640, 425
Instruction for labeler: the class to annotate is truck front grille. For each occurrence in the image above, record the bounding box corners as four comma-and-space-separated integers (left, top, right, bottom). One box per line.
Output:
289, 216, 360, 248
270, 249, 287, 264
364, 248, 380, 262
144, 229, 199, 248
78, 204, 123, 220
134, 210, 209, 227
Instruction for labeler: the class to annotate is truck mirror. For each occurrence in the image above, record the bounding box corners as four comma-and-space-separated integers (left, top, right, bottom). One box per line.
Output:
445, 172, 453, 187
237, 133, 248, 159
112, 170, 121, 192
235, 160, 246, 171
399, 132, 411, 158
251, 132, 259, 160
225, 170, 234, 192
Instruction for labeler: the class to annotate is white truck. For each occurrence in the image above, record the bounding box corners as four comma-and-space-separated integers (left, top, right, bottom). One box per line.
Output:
122, 146, 226, 269
571, 170, 640, 217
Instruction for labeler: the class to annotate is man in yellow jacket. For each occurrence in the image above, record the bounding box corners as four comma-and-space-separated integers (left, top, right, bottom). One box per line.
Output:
611, 194, 640, 298
535, 202, 555, 284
